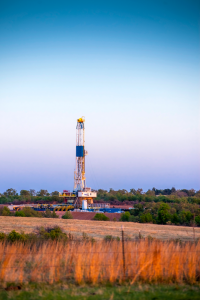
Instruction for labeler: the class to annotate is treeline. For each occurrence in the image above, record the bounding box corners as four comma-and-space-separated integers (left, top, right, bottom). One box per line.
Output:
120, 202, 200, 227
97, 188, 200, 204
0, 188, 61, 204
0, 187, 200, 205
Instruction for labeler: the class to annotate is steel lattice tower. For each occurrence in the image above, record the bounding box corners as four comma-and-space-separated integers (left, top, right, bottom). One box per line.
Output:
74, 117, 88, 191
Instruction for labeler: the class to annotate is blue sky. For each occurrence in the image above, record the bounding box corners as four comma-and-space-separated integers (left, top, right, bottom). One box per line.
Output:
0, 0, 199, 193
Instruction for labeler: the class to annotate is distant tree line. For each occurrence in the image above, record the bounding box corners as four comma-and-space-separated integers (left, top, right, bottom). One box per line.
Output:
0, 187, 200, 206
1, 186, 200, 227
97, 188, 200, 204
97, 187, 200, 227
0, 189, 60, 204
120, 201, 200, 227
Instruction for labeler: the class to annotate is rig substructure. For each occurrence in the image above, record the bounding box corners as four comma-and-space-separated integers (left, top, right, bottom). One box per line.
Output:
59, 117, 97, 208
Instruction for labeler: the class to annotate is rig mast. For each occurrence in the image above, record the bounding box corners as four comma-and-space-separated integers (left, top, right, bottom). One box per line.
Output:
74, 117, 87, 191
59, 117, 97, 208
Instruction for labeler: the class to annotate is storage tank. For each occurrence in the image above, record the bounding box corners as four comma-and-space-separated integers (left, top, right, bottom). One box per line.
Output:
82, 200, 87, 210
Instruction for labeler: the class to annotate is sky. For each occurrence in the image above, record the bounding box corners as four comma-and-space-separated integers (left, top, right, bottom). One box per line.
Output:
0, 0, 199, 193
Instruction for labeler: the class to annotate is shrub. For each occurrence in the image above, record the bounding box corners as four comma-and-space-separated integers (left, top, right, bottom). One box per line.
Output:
0, 227, 68, 243
0, 232, 6, 241
104, 235, 120, 241
120, 212, 130, 222
171, 213, 179, 225
129, 215, 139, 222
38, 226, 68, 240
82, 232, 89, 240
20, 207, 43, 218
7, 230, 28, 242
0, 206, 11, 216
195, 215, 200, 226
43, 209, 58, 218
49, 227, 64, 240
62, 211, 73, 219
93, 213, 110, 221
15, 210, 26, 217
157, 203, 171, 224
140, 212, 153, 223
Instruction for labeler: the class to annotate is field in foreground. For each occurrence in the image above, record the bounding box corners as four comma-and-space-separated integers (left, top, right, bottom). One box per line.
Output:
0, 284, 200, 300
0, 216, 200, 241
1, 239, 200, 284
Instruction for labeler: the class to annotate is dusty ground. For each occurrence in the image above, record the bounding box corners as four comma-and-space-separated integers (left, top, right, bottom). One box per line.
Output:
56, 211, 122, 220
0, 216, 199, 241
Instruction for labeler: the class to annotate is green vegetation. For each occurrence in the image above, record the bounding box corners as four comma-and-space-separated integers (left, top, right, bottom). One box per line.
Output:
0, 188, 61, 204
93, 213, 110, 221
104, 235, 120, 241
120, 211, 131, 221
1, 187, 200, 205
120, 202, 200, 226
0, 206, 58, 218
0, 284, 199, 300
1, 186, 200, 227
0, 226, 68, 242
62, 211, 73, 219
0, 206, 11, 216
97, 187, 200, 204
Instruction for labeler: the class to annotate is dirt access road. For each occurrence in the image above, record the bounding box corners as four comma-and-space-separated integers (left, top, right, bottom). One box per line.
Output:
0, 216, 199, 241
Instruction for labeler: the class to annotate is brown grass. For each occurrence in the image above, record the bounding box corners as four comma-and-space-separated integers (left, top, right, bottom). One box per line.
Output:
0, 216, 200, 241
0, 239, 200, 284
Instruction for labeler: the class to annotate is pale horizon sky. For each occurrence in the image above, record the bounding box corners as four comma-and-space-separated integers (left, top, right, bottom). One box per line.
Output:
0, 0, 199, 193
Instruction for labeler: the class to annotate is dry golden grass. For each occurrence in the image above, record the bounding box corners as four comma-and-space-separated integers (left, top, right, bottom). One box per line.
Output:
0, 239, 200, 284
0, 216, 200, 241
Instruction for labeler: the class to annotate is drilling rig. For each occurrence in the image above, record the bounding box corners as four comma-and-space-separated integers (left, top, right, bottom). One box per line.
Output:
59, 117, 97, 208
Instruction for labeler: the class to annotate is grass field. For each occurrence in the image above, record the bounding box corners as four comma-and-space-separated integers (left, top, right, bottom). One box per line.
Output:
1, 238, 200, 284
0, 284, 200, 300
0, 216, 199, 241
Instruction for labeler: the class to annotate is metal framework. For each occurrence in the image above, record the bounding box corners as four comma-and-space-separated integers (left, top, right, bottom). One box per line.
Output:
74, 117, 87, 191
59, 117, 97, 208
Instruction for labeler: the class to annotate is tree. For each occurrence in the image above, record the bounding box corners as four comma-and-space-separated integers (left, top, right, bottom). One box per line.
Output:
163, 189, 171, 195
171, 187, 176, 193
140, 213, 153, 223
37, 190, 48, 197
20, 190, 30, 196
188, 189, 195, 197
146, 190, 155, 196
120, 212, 130, 222
98, 189, 107, 195
136, 188, 143, 195
4, 188, 17, 196
195, 190, 200, 197
179, 210, 193, 225
157, 203, 171, 224
132, 204, 144, 216
29, 189, 36, 196
130, 189, 137, 195
51, 191, 59, 196
171, 213, 179, 225
195, 215, 200, 226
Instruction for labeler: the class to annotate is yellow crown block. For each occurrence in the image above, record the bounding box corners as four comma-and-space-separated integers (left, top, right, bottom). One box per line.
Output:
77, 117, 85, 123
